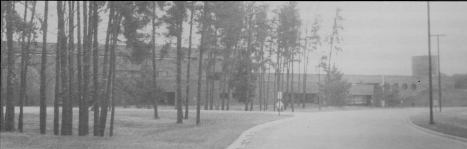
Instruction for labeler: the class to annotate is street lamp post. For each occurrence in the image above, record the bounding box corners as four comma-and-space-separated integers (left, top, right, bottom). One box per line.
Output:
427, 2, 434, 125
431, 34, 446, 112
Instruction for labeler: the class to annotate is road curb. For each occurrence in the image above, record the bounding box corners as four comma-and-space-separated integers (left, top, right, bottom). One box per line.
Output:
225, 112, 301, 149
406, 117, 467, 144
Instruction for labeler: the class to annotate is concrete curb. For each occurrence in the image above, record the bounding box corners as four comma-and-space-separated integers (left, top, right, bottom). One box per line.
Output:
406, 117, 467, 144
226, 112, 302, 149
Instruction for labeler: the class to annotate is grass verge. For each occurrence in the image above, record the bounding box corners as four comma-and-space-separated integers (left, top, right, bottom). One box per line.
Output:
0, 107, 291, 149
410, 108, 467, 139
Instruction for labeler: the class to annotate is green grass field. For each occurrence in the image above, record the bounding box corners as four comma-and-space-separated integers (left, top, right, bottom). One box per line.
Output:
0, 107, 291, 149
410, 107, 467, 139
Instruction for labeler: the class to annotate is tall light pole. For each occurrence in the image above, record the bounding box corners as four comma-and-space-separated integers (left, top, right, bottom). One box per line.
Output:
431, 34, 446, 112
427, 2, 434, 125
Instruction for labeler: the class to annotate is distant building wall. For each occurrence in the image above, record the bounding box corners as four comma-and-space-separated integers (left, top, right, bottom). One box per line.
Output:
5, 41, 450, 107
412, 55, 438, 77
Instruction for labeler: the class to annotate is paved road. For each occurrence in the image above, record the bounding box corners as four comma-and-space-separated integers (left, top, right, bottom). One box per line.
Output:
245, 108, 467, 149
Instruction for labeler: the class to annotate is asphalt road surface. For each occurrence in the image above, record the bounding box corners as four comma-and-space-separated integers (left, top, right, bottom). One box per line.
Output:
245, 108, 467, 149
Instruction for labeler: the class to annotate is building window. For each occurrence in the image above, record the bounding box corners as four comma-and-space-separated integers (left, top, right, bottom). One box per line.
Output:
392, 83, 399, 91
411, 84, 417, 90
402, 83, 408, 90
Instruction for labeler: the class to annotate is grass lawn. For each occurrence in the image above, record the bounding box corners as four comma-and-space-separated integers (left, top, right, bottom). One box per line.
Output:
410, 107, 467, 139
0, 107, 291, 149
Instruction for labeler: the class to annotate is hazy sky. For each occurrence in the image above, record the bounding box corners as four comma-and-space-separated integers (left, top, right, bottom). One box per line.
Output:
8, 1, 467, 76
287, 1, 467, 76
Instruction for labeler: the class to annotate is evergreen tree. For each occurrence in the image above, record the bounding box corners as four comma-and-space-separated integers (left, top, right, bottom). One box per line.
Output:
196, 1, 210, 125
320, 65, 351, 106
4, 1, 16, 132
39, 1, 49, 134
163, 1, 187, 123
19, 1, 37, 132
57, 1, 71, 135
325, 8, 344, 105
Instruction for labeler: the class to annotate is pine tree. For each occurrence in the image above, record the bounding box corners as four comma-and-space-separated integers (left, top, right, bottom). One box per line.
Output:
163, 1, 187, 124
4, 0, 16, 132
0, 1, 5, 132
77, 1, 84, 136
39, 1, 49, 134
184, 1, 195, 119
66, 1, 75, 135
81, 0, 91, 136
110, 5, 123, 136
151, 1, 161, 120
58, 1, 71, 136
92, 1, 100, 136
196, 1, 209, 125
98, 1, 115, 136
19, 1, 37, 133
326, 8, 344, 106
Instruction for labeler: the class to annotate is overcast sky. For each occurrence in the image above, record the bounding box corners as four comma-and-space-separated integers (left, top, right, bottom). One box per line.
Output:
8, 1, 467, 76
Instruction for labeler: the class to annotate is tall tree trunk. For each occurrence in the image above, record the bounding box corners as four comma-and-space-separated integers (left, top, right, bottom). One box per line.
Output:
221, 69, 226, 110
152, 2, 159, 119
54, 24, 61, 135
175, 1, 184, 124
282, 50, 286, 110
25, 0, 36, 110
57, 1, 70, 136
92, 1, 100, 136
259, 42, 265, 111
273, 43, 280, 112
260, 70, 263, 111
227, 44, 238, 111
221, 44, 231, 111
77, 1, 84, 136
109, 11, 122, 137
245, 14, 253, 111
185, 4, 194, 119
99, 0, 113, 114
1, 2, 5, 130
196, 2, 209, 125
18, 1, 29, 133
291, 50, 295, 112
66, 1, 75, 135
81, 1, 90, 135
4, 1, 16, 132
109, 68, 116, 136
302, 37, 308, 109
98, 1, 115, 136
327, 12, 338, 107
204, 51, 210, 110
109, 30, 117, 136
285, 47, 290, 110
297, 52, 302, 108
209, 52, 215, 110
20, 0, 37, 131
109, 69, 116, 136
40, 1, 49, 134
266, 43, 273, 111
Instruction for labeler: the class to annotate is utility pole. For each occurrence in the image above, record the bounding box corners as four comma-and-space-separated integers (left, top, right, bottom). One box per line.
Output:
430, 34, 445, 112
427, 2, 434, 125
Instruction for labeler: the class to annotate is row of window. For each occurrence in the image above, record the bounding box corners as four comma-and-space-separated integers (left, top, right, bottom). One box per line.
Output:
383, 83, 416, 90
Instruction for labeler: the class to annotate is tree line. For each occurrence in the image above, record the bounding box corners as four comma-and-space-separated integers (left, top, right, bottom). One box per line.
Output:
1, 1, 347, 136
